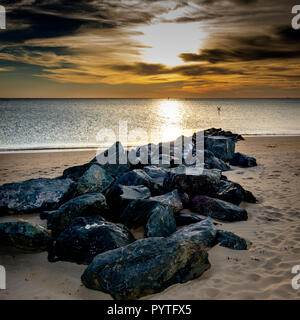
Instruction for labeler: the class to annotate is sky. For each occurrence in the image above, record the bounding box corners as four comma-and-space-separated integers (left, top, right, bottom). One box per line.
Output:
0, 0, 299, 98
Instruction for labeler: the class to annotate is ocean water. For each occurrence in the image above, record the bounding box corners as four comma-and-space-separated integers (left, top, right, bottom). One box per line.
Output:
0, 98, 299, 151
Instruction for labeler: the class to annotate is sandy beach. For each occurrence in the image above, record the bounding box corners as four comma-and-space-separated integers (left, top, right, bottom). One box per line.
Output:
0, 136, 299, 300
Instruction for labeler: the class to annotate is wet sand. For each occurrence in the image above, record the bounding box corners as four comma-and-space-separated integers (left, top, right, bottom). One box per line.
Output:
0, 136, 300, 300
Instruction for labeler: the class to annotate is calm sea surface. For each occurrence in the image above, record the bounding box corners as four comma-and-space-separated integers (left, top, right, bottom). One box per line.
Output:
0, 98, 299, 151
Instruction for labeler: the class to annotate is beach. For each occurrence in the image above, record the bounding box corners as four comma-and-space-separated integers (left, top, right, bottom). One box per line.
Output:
0, 136, 299, 300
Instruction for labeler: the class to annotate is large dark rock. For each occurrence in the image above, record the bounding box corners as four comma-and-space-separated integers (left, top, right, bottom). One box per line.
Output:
170, 218, 217, 248
150, 189, 189, 213
203, 128, 244, 142
0, 178, 75, 216
164, 168, 221, 197
114, 169, 157, 195
144, 205, 176, 238
175, 213, 203, 226
205, 136, 235, 162
229, 152, 257, 167
81, 236, 210, 300
121, 199, 171, 229
53, 216, 135, 264
47, 193, 108, 238
0, 222, 51, 251
191, 195, 248, 222
62, 163, 92, 182
106, 184, 151, 220
75, 164, 114, 196
205, 150, 231, 171
91, 142, 131, 178
143, 166, 170, 193
215, 180, 256, 205
216, 231, 247, 250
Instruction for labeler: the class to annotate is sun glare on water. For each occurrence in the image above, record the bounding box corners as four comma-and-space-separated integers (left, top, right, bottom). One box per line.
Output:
157, 100, 186, 142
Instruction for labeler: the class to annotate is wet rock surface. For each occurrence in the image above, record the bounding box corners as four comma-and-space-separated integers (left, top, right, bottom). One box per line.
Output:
144, 205, 176, 238
0, 221, 51, 251
53, 216, 135, 264
0, 178, 75, 216
81, 236, 211, 300
191, 195, 248, 222
46, 193, 108, 238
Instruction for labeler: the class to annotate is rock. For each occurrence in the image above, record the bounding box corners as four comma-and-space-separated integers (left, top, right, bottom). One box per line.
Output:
62, 163, 92, 182
191, 195, 248, 222
46, 193, 108, 238
105, 184, 151, 220
144, 205, 176, 238
143, 166, 170, 193
170, 218, 217, 247
81, 236, 210, 300
150, 189, 189, 213
205, 136, 235, 162
0, 222, 51, 251
91, 142, 131, 178
216, 231, 247, 250
204, 150, 231, 171
215, 180, 256, 205
120, 199, 171, 229
75, 164, 114, 196
175, 213, 203, 226
114, 169, 157, 195
164, 167, 221, 197
53, 216, 135, 264
229, 152, 257, 167
0, 178, 75, 216
203, 128, 244, 142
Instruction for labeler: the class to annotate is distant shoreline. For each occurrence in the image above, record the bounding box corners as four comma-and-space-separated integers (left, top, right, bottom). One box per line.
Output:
0, 134, 300, 154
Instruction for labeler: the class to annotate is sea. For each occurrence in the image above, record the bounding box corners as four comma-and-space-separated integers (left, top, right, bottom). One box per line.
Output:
0, 98, 299, 152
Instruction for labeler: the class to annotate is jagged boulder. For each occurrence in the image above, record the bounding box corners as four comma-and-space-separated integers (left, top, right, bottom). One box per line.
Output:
205, 150, 231, 171
191, 195, 248, 222
215, 180, 256, 205
205, 136, 235, 162
229, 152, 257, 167
143, 166, 170, 193
144, 205, 176, 238
203, 128, 244, 142
150, 189, 189, 213
62, 163, 93, 182
75, 165, 114, 196
216, 231, 248, 250
114, 169, 157, 195
105, 184, 151, 220
164, 168, 221, 197
170, 218, 217, 247
0, 222, 51, 251
120, 199, 171, 229
46, 193, 108, 238
52, 216, 135, 264
81, 236, 210, 300
90, 142, 131, 178
175, 213, 203, 226
0, 178, 75, 216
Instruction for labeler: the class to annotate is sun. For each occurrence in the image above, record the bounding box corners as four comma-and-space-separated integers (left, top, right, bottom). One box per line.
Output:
133, 22, 207, 67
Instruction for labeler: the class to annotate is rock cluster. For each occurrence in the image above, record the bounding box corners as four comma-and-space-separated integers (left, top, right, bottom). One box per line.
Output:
0, 128, 255, 300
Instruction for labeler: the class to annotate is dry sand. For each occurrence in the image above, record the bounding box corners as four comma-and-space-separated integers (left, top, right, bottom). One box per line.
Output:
0, 136, 299, 300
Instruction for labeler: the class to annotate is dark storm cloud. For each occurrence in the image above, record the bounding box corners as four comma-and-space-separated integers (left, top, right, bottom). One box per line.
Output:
180, 27, 300, 64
